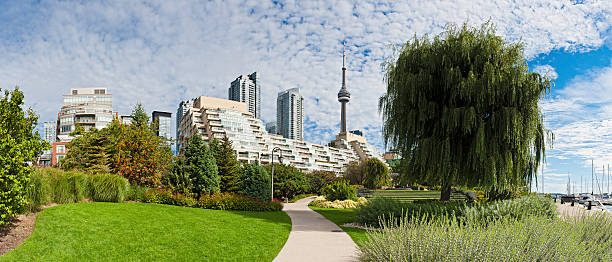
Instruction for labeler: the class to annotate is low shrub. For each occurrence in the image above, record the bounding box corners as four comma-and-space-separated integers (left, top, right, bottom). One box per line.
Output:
23, 170, 50, 213
359, 213, 612, 261
355, 195, 556, 228
145, 189, 283, 211
355, 198, 465, 227
198, 193, 282, 211
88, 174, 129, 202
310, 196, 368, 209
126, 184, 148, 202
322, 180, 356, 201
144, 188, 175, 205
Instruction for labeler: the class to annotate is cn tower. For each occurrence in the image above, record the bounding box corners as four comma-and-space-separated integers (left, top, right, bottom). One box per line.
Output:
337, 41, 350, 134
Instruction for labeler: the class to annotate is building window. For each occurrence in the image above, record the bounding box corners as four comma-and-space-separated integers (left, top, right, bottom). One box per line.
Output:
95, 89, 105, 94
56, 145, 66, 154
72, 90, 77, 95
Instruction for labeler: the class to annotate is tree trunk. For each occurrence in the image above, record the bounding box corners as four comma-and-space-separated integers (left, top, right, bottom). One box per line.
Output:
440, 185, 451, 201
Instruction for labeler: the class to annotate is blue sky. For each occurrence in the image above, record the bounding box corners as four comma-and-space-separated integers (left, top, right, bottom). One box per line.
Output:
1, 0, 612, 193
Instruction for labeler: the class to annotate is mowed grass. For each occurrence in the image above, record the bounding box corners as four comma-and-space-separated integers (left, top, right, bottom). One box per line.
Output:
309, 206, 368, 248
1, 202, 291, 261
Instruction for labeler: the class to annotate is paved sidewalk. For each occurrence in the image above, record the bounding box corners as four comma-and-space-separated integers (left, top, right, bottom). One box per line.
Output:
273, 196, 359, 262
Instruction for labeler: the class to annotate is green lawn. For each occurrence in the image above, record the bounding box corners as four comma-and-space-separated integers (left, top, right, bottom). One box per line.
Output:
1, 202, 291, 261
309, 206, 369, 248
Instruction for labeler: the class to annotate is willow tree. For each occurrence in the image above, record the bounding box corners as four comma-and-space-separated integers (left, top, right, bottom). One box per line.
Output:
379, 22, 552, 200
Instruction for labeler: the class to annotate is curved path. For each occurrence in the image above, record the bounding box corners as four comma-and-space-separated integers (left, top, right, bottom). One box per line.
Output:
273, 196, 358, 262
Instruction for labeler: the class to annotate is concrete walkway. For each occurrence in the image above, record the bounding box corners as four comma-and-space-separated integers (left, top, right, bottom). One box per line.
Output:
273, 196, 359, 262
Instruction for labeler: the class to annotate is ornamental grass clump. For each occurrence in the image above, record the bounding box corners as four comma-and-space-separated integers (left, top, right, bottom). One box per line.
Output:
47, 170, 89, 204
309, 196, 368, 209
23, 170, 51, 213
359, 213, 612, 261
88, 173, 129, 202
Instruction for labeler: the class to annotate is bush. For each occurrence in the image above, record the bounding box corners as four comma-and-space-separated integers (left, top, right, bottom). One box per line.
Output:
126, 184, 148, 202
88, 173, 129, 202
144, 188, 175, 205
355, 198, 465, 227
322, 180, 357, 201
265, 164, 309, 200
241, 163, 271, 202
198, 193, 282, 211
359, 214, 612, 261
305, 171, 337, 194
309, 196, 368, 209
355, 195, 556, 228
144, 189, 282, 212
23, 170, 51, 213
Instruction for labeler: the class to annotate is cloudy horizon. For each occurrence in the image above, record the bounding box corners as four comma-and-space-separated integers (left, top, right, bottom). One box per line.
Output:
3, 0, 612, 193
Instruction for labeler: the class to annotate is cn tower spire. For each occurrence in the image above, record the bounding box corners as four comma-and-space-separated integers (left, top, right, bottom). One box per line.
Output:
338, 40, 351, 134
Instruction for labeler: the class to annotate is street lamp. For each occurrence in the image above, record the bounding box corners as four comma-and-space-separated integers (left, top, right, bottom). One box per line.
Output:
271, 147, 282, 201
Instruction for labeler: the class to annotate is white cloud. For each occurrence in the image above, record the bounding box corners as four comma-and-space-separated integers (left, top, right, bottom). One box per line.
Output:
533, 65, 558, 80
1, 0, 612, 151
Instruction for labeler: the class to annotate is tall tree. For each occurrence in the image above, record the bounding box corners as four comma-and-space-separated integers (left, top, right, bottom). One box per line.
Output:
344, 161, 367, 185
62, 128, 110, 173
305, 170, 337, 194
379, 22, 551, 200
0, 87, 47, 226
213, 136, 242, 193
241, 163, 270, 202
265, 163, 309, 200
184, 135, 219, 195
131, 102, 149, 127
114, 123, 173, 186
363, 158, 391, 189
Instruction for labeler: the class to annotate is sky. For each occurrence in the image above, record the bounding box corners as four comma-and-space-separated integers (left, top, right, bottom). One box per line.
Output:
1, 0, 612, 194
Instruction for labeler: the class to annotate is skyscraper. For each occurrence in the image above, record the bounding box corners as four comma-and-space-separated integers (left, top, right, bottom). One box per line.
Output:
176, 99, 194, 152
277, 88, 304, 141
152, 111, 172, 141
265, 121, 277, 135
229, 72, 260, 118
338, 42, 350, 134
58, 87, 113, 136
43, 121, 57, 143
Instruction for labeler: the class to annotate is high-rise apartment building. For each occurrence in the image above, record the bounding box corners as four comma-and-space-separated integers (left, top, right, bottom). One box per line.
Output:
177, 96, 384, 174
277, 88, 304, 141
229, 72, 260, 118
265, 121, 277, 135
43, 121, 57, 143
152, 111, 172, 141
176, 99, 195, 152
58, 87, 113, 136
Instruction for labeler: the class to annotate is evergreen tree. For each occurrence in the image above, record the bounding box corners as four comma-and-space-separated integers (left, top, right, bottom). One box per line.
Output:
214, 136, 242, 193
131, 102, 149, 127
241, 163, 270, 202
208, 138, 221, 160
0, 87, 47, 226
184, 135, 219, 195
165, 157, 193, 195
379, 22, 551, 200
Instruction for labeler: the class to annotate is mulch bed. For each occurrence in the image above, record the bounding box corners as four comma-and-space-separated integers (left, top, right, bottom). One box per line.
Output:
0, 204, 56, 256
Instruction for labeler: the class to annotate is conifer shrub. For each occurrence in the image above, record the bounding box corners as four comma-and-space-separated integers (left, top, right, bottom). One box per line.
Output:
88, 173, 129, 202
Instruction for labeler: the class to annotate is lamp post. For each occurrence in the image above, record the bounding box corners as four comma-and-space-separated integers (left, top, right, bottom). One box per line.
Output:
271, 147, 282, 201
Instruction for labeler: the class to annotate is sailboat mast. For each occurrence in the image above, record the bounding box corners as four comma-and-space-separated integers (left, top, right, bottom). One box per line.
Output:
592, 159, 594, 195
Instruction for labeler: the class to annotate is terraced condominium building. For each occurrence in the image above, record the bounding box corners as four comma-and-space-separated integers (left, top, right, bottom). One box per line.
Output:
58, 87, 113, 135
277, 88, 304, 141
176, 98, 195, 152
229, 72, 260, 119
177, 96, 383, 174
